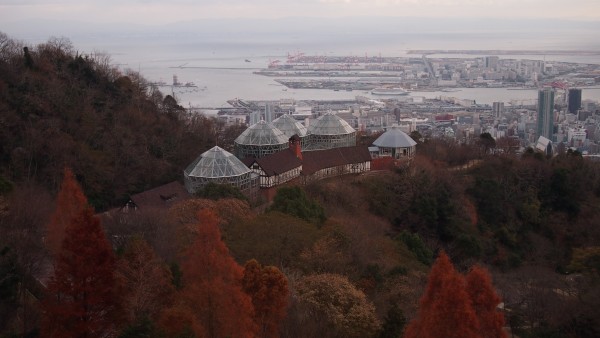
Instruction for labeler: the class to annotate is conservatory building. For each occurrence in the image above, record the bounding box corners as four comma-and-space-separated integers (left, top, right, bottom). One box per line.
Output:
271, 114, 308, 146
234, 120, 289, 159
183, 146, 258, 195
306, 112, 357, 150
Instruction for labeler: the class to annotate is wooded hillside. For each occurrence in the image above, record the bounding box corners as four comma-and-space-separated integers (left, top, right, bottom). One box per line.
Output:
0, 32, 228, 209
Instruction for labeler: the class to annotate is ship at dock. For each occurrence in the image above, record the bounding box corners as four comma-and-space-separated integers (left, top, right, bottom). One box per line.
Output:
371, 87, 409, 96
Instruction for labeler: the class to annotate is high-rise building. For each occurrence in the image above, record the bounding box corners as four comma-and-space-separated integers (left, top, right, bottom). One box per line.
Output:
484, 56, 499, 70
568, 88, 582, 114
537, 88, 555, 140
492, 102, 504, 118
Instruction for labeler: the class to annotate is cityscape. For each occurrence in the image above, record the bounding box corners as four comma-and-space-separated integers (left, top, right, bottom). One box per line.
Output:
209, 52, 600, 156
2, 0, 600, 337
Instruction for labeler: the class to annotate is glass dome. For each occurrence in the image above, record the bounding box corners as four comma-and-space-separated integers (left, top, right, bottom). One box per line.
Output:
308, 112, 356, 136
184, 146, 251, 179
234, 120, 289, 146
272, 114, 308, 138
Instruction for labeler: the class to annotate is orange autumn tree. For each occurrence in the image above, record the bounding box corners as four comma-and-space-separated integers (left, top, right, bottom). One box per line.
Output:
41, 207, 118, 337
404, 251, 480, 338
160, 209, 257, 338
466, 265, 507, 338
45, 167, 89, 257
243, 259, 289, 338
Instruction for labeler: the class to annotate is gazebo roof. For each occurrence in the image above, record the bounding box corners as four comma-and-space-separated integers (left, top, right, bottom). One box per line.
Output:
373, 125, 417, 148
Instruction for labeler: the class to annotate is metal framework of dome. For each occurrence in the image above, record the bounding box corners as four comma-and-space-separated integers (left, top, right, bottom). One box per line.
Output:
272, 114, 308, 138
307, 112, 357, 150
183, 146, 256, 194
234, 120, 289, 159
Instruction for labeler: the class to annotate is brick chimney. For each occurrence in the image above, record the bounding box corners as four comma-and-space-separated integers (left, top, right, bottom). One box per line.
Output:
289, 135, 302, 160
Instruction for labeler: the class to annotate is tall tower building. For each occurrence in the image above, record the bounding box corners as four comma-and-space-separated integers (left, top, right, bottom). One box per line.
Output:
568, 88, 582, 114
484, 56, 499, 70
537, 88, 555, 140
492, 102, 504, 118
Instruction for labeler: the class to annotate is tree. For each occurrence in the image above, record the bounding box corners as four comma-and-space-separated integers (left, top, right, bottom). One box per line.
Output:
161, 209, 257, 338
195, 182, 248, 202
46, 167, 89, 257
404, 251, 479, 338
379, 303, 407, 338
41, 207, 118, 338
115, 237, 174, 327
466, 266, 507, 338
479, 132, 496, 156
242, 259, 289, 338
226, 211, 320, 268
295, 273, 380, 337
270, 186, 326, 225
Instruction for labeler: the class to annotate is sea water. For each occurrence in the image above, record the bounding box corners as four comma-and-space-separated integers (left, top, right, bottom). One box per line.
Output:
31, 30, 600, 108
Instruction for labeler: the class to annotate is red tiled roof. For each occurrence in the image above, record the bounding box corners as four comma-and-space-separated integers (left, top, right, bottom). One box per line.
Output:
301, 146, 371, 175
255, 149, 302, 177
127, 181, 191, 210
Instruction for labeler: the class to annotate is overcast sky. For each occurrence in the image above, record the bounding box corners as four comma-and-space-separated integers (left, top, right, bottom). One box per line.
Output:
2, 0, 600, 25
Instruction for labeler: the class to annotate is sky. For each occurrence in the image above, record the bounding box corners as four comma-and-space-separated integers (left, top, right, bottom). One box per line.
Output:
2, 0, 600, 25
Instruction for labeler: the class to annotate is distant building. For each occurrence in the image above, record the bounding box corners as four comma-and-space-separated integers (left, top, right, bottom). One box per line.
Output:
537, 88, 555, 140
535, 136, 553, 156
568, 88, 582, 114
492, 102, 504, 118
484, 56, 499, 70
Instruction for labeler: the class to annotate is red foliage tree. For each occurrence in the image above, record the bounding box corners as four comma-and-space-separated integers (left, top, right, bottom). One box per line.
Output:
161, 209, 258, 338
41, 208, 118, 338
243, 259, 289, 338
45, 167, 88, 257
466, 265, 507, 338
404, 251, 480, 338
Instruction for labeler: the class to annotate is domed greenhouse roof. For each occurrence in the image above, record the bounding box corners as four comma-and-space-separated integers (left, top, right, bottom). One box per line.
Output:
184, 146, 251, 179
272, 114, 308, 138
234, 120, 289, 146
308, 112, 355, 136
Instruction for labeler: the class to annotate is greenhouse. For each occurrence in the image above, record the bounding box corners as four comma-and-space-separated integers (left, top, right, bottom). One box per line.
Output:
271, 114, 308, 145
234, 120, 289, 159
306, 112, 357, 150
183, 146, 258, 194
